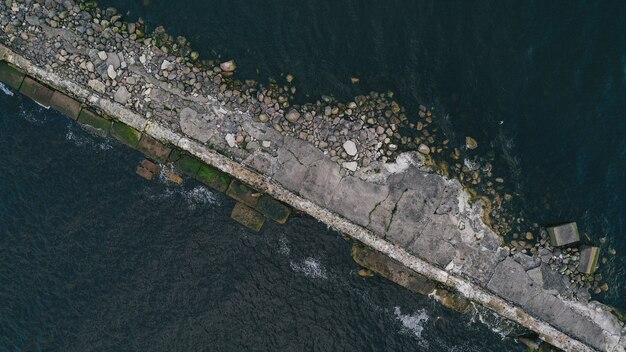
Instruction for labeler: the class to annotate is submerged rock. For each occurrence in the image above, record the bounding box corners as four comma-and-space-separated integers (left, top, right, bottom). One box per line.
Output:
466, 136, 478, 150
220, 60, 237, 72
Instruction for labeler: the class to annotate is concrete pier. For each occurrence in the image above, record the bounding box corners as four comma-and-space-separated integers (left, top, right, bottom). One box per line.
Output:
1, 1, 624, 350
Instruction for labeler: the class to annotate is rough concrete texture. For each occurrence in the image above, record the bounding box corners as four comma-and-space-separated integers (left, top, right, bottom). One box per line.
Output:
1, 21, 625, 352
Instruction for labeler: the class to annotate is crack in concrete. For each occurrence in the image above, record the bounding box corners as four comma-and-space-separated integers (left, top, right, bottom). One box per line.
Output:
366, 188, 391, 228
385, 188, 408, 235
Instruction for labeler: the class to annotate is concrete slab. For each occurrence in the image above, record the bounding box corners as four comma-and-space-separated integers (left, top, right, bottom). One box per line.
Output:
487, 258, 541, 307
111, 121, 141, 148
196, 164, 231, 192
231, 202, 265, 232
300, 158, 342, 208
77, 109, 111, 137
547, 222, 580, 247
578, 246, 600, 274
137, 134, 172, 163
49, 91, 81, 120
0, 61, 25, 89
255, 195, 291, 224
226, 180, 260, 207
20, 76, 53, 107
329, 176, 389, 228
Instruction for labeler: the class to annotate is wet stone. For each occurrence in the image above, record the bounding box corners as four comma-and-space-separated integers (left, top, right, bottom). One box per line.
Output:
49, 91, 81, 120
226, 180, 260, 207
137, 134, 172, 163
255, 195, 291, 224
195, 164, 232, 192
140, 159, 161, 175
77, 109, 111, 137
547, 222, 580, 247
0, 61, 25, 90
19, 76, 54, 107
231, 202, 265, 232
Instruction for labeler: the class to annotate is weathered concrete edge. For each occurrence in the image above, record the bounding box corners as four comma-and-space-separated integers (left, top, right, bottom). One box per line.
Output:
0, 44, 601, 352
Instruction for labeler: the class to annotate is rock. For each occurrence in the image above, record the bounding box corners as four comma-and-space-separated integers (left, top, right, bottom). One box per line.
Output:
342, 161, 358, 172
525, 232, 534, 240
285, 109, 301, 123
258, 113, 269, 123
286, 74, 294, 83
262, 141, 271, 148
139, 54, 146, 64
97, 51, 108, 60
87, 79, 106, 94
466, 136, 478, 150
342, 140, 357, 156
220, 60, 236, 72
113, 86, 130, 105
106, 52, 120, 69
86, 61, 95, 72
225, 133, 236, 148
161, 59, 172, 71
351, 77, 360, 84
418, 143, 430, 155
358, 268, 373, 277
190, 51, 199, 62
107, 65, 117, 79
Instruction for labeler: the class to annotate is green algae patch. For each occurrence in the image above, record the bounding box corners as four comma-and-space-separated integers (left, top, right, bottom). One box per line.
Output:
137, 134, 172, 163
196, 164, 231, 192
255, 195, 291, 224
0, 61, 25, 90
174, 154, 203, 177
231, 202, 265, 232
168, 148, 183, 162
226, 180, 260, 207
111, 122, 141, 148
77, 109, 111, 137
49, 91, 81, 120
20, 76, 54, 106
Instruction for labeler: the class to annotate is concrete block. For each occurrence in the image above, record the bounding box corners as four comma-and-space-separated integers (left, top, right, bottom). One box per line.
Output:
196, 164, 231, 192
547, 222, 580, 247
0, 61, 25, 89
137, 134, 172, 163
578, 246, 600, 274
231, 202, 265, 232
111, 121, 141, 148
226, 180, 260, 207
19, 76, 54, 106
174, 154, 203, 177
255, 195, 291, 224
49, 91, 81, 120
77, 109, 111, 137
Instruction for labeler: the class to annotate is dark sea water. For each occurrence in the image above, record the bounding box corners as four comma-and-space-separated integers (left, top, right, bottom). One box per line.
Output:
1, 0, 625, 350
0, 92, 524, 351
98, 0, 626, 308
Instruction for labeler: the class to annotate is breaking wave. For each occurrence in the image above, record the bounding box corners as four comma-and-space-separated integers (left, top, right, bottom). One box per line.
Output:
290, 257, 327, 279
393, 306, 429, 346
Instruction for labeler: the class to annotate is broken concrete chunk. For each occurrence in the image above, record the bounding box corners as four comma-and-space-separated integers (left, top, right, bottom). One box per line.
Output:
546, 222, 580, 247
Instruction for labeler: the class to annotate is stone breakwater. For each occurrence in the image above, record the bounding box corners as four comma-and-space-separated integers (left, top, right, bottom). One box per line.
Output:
1, 1, 625, 351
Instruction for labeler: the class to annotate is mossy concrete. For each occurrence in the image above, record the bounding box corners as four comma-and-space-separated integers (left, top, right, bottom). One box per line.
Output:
77, 109, 111, 137
255, 195, 291, 224
49, 91, 81, 120
172, 153, 203, 177
111, 121, 141, 148
137, 134, 172, 163
231, 202, 265, 232
226, 180, 260, 207
196, 164, 231, 192
0, 61, 25, 89
19, 76, 54, 107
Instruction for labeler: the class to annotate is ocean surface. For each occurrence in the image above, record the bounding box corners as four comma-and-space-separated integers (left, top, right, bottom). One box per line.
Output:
1, 0, 625, 350
0, 92, 524, 351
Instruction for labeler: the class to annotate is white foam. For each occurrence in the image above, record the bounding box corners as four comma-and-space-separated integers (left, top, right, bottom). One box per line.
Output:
149, 185, 219, 210
393, 306, 429, 341
290, 257, 327, 279
277, 235, 290, 256
0, 82, 14, 96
